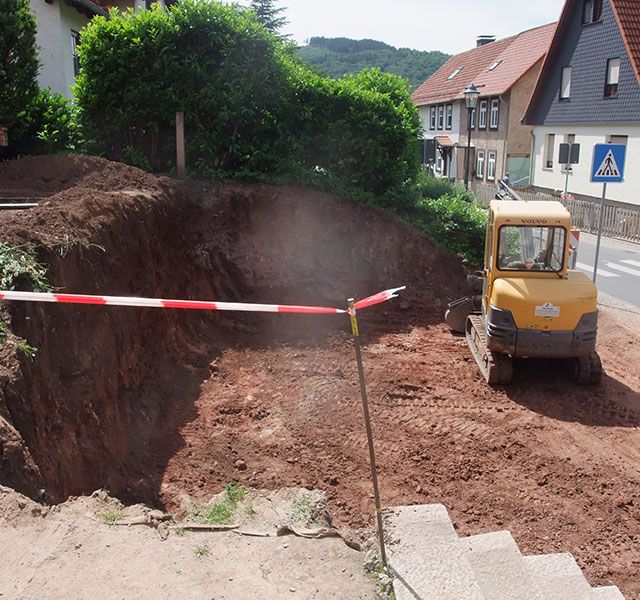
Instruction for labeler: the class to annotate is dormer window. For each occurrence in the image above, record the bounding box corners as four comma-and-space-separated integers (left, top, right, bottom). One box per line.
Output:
488, 60, 502, 71
447, 67, 463, 80
604, 58, 620, 98
560, 66, 571, 100
582, 0, 603, 25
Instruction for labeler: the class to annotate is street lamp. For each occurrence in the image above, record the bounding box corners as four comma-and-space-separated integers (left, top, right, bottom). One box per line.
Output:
463, 84, 480, 189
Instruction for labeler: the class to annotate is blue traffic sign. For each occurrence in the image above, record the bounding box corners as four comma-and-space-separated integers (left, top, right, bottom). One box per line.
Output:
591, 143, 626, 183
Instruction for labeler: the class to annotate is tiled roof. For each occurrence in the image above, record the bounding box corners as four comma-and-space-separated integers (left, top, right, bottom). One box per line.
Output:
611, 0, 640, 84
412, 23, 557, 106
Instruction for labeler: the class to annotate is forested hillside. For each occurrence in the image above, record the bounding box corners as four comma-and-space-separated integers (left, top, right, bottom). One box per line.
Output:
296, 37, 449, 89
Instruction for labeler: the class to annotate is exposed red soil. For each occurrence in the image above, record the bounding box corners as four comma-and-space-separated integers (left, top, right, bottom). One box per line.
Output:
1, 156, 640, 596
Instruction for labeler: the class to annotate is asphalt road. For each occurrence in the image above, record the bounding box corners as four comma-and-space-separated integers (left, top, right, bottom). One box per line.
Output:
574, 233, 640, 309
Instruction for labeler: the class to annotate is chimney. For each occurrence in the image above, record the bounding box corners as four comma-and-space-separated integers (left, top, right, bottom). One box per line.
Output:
477, 35, 496, 47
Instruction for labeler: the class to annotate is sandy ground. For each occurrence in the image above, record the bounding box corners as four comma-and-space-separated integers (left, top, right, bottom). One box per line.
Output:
0, 487, 379, 600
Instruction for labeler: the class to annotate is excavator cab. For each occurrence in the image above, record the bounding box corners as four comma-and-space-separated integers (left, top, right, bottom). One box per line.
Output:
446, 200, 601, 385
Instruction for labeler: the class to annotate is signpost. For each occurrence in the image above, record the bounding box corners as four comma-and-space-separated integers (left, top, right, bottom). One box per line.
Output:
559, 142, 580, 199
590, 143, 627, 282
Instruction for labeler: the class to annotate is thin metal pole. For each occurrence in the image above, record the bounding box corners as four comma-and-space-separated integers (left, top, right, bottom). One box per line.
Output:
563, 142, 572, 200
348, 298, 388, 568
593, 182, 607, 282
464, 108, 472, 189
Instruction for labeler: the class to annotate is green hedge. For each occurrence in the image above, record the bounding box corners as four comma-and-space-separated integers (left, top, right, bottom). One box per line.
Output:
4, 90, 79, 158
74, 0, 420, 193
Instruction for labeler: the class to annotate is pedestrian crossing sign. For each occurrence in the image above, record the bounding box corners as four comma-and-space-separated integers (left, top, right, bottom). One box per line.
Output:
591, 143, 626, 183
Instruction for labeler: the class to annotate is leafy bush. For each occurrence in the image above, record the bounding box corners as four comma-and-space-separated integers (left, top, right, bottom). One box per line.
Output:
397, 192, 487, 264
5, 90, 79, 158
75, 2, 420, 193
0, 243, 52, 291
417, 170, 475, 202
76, 2, 293, 174
0, 0, 38, 134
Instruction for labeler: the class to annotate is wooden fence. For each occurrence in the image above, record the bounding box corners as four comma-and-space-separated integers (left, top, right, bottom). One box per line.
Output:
475, 183, 640, 243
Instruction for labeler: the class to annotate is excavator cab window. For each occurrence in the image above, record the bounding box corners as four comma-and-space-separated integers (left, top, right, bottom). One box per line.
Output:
497, 226, 566, 272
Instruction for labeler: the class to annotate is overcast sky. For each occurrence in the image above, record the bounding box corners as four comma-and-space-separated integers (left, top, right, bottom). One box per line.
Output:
258, 0, 565, 54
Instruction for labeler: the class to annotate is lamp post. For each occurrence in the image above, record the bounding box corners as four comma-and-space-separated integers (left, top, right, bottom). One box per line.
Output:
463, 84, 480, 189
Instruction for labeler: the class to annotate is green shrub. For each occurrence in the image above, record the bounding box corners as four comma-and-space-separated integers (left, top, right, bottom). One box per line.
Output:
5, 90, 79, 158
75, 2, 420, 193
0, 243, 52, 292
0, 0, 38, 135
416, 170, 475, 202
399, 193, 487, 264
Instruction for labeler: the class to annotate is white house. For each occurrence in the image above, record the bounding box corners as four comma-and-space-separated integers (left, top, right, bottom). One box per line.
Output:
29, 0, 107, 98
29, 0, 163, 99
412, 24, 556, 185
523, 0, 640, 207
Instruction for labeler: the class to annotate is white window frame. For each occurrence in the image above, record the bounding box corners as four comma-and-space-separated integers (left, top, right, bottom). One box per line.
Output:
437, 105, 444, 130
605, 58, 620, 98
430, 106, 436, 130
560, 66, 571, 100
476, 150, 485, 180
478, 100, 488, 129
445, 104, 453, 130
489, 99, 499, 129
487, 151, 497, 181
545, 133, 555, 169
71, 30, 81, 77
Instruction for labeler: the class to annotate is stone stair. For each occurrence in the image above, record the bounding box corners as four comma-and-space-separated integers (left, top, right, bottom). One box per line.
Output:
384, 504, 625, 600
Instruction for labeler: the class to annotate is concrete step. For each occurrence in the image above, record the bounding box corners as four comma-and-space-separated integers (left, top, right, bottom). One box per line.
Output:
461, 531, 544, 600
523, 553, 593, 600
384, 504, 485, 600
591, 586, 626, 599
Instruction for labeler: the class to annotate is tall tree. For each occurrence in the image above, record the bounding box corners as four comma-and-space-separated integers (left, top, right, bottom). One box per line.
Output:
0, 0, 39, 133
249, 0, 287, 35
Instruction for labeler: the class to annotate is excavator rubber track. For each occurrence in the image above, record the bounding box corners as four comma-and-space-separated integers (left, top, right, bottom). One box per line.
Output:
465, 315, 513, 385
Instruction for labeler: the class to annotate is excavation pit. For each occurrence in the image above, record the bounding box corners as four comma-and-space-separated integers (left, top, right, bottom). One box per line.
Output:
1, 156, 640, 596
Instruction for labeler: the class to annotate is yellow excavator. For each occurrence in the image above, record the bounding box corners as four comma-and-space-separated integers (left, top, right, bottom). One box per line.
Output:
445, 199, 601, 385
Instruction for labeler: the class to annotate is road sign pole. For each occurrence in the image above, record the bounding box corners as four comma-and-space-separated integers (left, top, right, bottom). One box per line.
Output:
593, 182, 607, 283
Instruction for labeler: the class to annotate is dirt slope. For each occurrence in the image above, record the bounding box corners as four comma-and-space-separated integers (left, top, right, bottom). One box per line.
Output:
1, 156, 640, 596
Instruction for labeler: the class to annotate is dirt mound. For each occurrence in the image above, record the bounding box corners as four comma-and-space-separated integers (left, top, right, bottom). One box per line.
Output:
2, 155, 640, 596
0, 154, 169, 197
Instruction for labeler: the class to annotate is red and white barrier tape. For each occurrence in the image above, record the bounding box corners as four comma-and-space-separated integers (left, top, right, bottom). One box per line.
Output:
0, 286, 406, 315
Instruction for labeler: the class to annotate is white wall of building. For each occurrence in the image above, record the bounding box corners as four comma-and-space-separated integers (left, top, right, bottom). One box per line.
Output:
30, 0, 90, 98
531, 125, 640, 206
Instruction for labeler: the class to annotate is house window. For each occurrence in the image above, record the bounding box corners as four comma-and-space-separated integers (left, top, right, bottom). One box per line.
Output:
487, 151, 497, 181
437, 105, 444, 130
545, 134, 555, 168
478, 100, 488, 129
446, 104, 453, 130
582, 0, 603, 24
71, 30, 81, 77
430, 106, 436, 130
476, 150, 485, 179
604, 58, 620, 98
436, 150, 443, 173
470, 108, 476, 129
447, 67, 463, 80
608, 135, 628, 145
488, 60, 502, 71
560, 66, 571, 100
562, 134, 576, 171
490, 99, 499, 129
